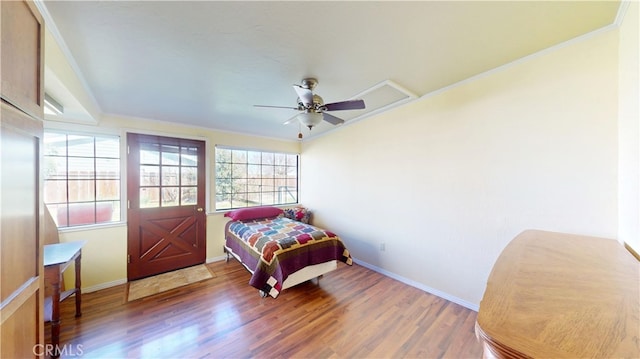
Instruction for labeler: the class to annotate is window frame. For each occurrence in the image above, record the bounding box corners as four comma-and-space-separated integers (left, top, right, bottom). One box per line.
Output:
43, 129, 123, 229
214, 146, 299, 211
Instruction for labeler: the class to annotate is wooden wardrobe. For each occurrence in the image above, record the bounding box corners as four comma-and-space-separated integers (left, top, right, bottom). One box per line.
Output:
0, 1, 46, 357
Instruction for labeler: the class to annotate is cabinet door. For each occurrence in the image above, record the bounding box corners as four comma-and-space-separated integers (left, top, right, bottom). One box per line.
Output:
0, 0, 45, 357
0, 103, 44, 358
0, 0, 45, 119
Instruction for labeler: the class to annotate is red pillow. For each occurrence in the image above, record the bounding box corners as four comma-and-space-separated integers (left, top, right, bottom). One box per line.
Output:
224, 206, 283, 221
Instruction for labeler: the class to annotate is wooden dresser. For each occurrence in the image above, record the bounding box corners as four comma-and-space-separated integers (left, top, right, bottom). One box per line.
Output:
476, 230, 640, 358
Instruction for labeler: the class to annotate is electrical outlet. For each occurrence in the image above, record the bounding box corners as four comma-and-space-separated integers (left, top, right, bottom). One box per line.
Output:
379, 242, 386, 251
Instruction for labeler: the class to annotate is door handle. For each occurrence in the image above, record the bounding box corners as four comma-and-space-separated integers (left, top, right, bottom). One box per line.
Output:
197, 208, 204, 212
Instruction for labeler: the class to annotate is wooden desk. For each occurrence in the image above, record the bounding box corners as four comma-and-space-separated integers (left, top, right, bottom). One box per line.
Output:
476, 230, 640, 358
44, 241, 85, 356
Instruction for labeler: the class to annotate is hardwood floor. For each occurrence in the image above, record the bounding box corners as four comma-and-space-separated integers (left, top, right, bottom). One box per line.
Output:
46, 260, 482, 358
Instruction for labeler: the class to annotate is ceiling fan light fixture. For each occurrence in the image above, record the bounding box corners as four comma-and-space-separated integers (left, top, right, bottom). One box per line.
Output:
297, 111, 323, 129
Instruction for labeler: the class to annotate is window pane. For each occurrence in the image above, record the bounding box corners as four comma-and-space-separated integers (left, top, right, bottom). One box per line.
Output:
262, 152, 274, 165
231, 196, 248, 208
232, 150, 247, 163
110, 201, 121, 222
96, 158, 120, 179
216, 162, 231, 179
261, 178, 274, 192
247, 183, 261, 193
140, 187, 159, 208
216, 193, 231, 209
246, 192, 260, 205
275, 165, 287, 177
97, 179, 120, 200
68, 157, 94, 179
216, 179, 232, 195
232, 163, 247, 179
233, 179, 247, 194
95, 137, 119, 158
286, 154, 297, 166
181, 146, 198, 166
275, 153, 286, 166
216, 148, 231, 163
66, 202, 96, 226
261, 193, 275, 205
68, 180, 95, 202
247, 164, 261, 179
181, 187, 196, 205
162, 166, 179, 186
140, 165, 160, 186
95, 202, 115, 224
162, 187, 179, 207
262, 165, 274, 177
44, 156, 67, 180
140, 144, 160, 165
274, 178, 288, 189
44, 133, 67, 156
67, 135, 94, 157
280, 188, 297, 203
181, 167, 197, 186
44, 180, 67, 203
162, 145, 180, 165
247, 151, 261, 164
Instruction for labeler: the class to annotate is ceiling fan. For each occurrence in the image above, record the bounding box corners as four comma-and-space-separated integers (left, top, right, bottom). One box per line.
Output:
254, 78, 365, 131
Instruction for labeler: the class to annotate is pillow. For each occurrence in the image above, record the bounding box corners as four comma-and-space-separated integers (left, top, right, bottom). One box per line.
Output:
282, 206, 311, 224
224, 206, 283, 221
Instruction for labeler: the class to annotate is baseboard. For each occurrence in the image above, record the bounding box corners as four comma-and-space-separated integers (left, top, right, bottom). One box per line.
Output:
81, 257, 479, 311
624, 242, 640, 261
82, 279, 127, 293
206, 255, 227, 263
352, 258, 480, 312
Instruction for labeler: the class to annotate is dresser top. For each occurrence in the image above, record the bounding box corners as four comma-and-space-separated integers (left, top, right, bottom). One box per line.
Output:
476, 230, 639, 358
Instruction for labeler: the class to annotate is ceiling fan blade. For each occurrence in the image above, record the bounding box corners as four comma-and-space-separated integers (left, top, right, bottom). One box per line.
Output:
324, 99, 365, 111
322, 113, 345, 126
282, 113, 299, 125
293, 85, 314, 107
254, 104, 298, 110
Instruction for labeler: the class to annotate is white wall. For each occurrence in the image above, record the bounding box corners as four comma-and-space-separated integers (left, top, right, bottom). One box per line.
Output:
301, 28, 619, 308
618, 1, 640, 254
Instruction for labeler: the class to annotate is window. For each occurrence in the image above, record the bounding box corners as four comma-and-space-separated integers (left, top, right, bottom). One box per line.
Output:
43, 132, 121, 227
215, 147, 298, 210
138, 141, 199, 208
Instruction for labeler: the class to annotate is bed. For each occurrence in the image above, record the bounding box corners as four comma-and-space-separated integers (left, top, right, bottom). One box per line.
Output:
223, 206, 352, 298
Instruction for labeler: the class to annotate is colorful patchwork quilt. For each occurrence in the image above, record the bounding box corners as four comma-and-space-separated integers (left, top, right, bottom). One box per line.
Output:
225, 216, 352, 298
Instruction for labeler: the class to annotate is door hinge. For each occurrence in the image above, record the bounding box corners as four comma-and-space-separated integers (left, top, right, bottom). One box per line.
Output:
127, 145, 130, 155
127, 254, 131, 263
127, 200, 130, 209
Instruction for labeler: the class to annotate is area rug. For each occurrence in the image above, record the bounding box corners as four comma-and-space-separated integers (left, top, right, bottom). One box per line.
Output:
127, 264, 214, 301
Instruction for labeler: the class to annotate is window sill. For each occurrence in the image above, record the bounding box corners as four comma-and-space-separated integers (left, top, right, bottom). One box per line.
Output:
57, 221, 127, 233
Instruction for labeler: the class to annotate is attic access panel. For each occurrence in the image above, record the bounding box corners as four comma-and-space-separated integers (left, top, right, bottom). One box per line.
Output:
338, 80, 418, 123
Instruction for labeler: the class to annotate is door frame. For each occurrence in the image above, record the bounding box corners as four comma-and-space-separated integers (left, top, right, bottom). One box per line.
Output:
126, 133, 208, 280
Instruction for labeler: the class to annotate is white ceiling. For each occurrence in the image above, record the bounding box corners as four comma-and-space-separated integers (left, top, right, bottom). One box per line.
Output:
40, 1, 620, 141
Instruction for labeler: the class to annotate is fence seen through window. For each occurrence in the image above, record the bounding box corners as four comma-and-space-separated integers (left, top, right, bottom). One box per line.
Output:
43, 132, 121, 227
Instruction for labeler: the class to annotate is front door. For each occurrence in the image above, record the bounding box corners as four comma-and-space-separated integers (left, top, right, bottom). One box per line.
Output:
127, 133, 206, 280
